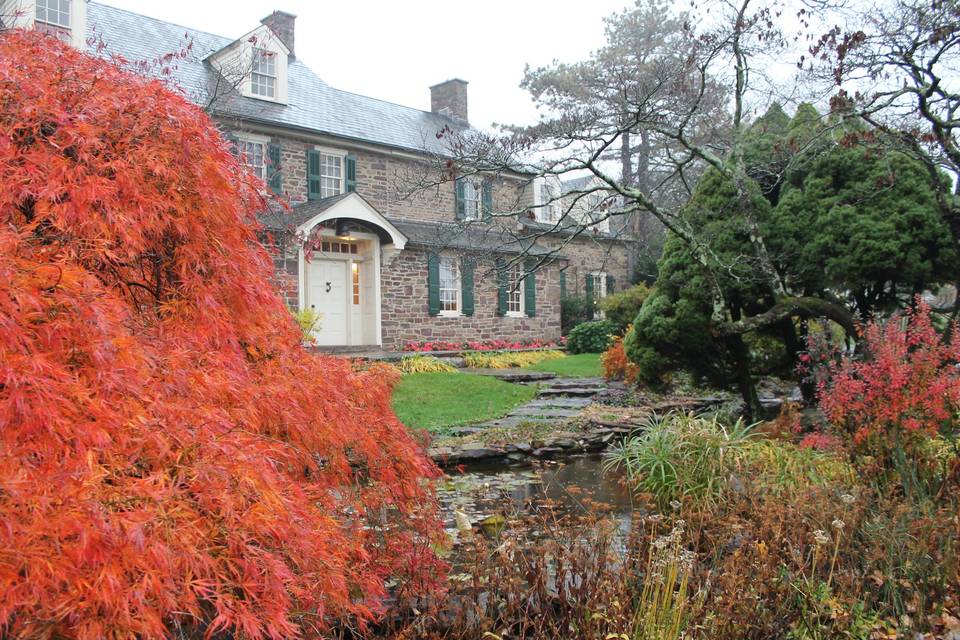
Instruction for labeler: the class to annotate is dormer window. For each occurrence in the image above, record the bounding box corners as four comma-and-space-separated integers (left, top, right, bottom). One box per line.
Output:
35, 0, 71, 40
207, 23, 288, 104
539, 183, 560, 222
250, 48, 277, 98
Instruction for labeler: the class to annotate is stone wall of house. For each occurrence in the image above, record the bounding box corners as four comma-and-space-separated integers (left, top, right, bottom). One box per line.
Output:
261, 233, 299, 310
258, 131, 524, 224
548, 235, 634, 298
380, 246, 562, 349
241, 126, 636, 346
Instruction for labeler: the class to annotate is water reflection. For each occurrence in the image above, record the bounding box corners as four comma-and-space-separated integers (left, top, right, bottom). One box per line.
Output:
437, 454, 637, 535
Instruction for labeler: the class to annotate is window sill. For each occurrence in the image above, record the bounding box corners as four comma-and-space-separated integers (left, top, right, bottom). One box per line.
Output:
438, 311, 463, 318
505, 311, 525, 318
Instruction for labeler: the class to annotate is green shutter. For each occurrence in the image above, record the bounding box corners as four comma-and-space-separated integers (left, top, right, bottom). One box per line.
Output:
585, 274, 595, 320
455, 177, 466, 220
267, 143, 282, 194
307, 150, 321, 200
224, 132, 239, 154
606, 274, 615, 295
461, 259, 475, 316
344, 154, 357, 192
427, 253, 440, 316
481, 180, 493, 223
559, 269, 567, 299
524, 259, 536, 317
495, 258, 508, 316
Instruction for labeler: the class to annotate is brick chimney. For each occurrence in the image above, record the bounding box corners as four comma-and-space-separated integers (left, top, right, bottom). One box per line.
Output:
430, 79, 469, 123
261, 11, 296, 58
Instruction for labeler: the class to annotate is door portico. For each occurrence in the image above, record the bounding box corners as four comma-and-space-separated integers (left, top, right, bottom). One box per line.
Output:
294, 193, 407, 346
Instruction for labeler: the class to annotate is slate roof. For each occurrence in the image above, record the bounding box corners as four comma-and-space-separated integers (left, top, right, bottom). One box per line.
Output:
387, 218, 553, 256
85, 2, 464, 155
560, 175, 599, 192
258, 193, 353, 230
258, 198, 551, 255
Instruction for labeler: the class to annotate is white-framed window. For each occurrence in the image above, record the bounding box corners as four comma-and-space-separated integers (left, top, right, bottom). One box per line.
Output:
320, 152, 344, 198
236, 138, 265, 180
439, 256, 461, 315
539, 183, 560, 223
250, 48, 277, 98
351, 262, 360, 306
591, 272, 608, 300
591, 271, 608, 318
462, 180, 481, 220
506, 263, 525, 317
35, 0, 71, 40
584, 193, 610, 232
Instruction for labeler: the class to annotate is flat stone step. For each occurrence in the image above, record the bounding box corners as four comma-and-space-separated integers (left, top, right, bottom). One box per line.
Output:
510, 407, 583, 418
463, 368, 557, 382
523, 397, 592, 409
537, 387, 602, 398
474, 415, 559, 429
548, 377, 607, 387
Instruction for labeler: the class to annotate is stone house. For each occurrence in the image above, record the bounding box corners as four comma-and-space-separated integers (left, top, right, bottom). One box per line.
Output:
5, 0, 636, 349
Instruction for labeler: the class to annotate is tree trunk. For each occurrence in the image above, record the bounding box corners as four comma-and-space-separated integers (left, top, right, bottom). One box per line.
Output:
729, 335, 762, 421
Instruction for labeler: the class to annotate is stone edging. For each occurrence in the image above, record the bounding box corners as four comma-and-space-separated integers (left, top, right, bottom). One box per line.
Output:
426, 420, 637, 467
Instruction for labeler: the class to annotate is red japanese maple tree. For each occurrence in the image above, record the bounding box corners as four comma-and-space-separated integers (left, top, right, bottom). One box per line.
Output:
0, 30, 443, 639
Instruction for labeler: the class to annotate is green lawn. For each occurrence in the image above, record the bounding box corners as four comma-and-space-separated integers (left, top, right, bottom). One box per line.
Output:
392, 371, 537, 433
524, 352, 603, 378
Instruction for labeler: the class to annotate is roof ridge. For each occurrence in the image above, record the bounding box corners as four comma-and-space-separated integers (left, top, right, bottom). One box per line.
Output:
323, 84, 459, 123
90, 2, 462, 126
89, 1, 231, 43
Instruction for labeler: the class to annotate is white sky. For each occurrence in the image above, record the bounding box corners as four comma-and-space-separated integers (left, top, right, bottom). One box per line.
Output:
95, 0, 634, 129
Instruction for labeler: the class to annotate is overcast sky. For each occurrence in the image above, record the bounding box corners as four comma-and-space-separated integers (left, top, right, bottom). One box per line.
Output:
96, 0, 633, 129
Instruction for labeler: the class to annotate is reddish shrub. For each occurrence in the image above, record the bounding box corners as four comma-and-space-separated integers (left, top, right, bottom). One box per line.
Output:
402, 337, 565, 352
818, 299, 960, 456
602, 334, 640, 384
799, 431, 844, 451
0, 31, 443, 639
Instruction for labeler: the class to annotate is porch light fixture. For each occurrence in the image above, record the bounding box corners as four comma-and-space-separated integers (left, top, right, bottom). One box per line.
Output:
335, 219, 351, 238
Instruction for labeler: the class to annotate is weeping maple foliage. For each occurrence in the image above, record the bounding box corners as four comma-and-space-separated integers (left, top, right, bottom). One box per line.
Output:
0, 30, 444, 639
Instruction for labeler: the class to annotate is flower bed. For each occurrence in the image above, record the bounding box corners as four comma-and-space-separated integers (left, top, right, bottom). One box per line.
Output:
401, 337, 566, 352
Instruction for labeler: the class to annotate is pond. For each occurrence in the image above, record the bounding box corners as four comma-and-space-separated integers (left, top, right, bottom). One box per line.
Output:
436, 454, 638, 543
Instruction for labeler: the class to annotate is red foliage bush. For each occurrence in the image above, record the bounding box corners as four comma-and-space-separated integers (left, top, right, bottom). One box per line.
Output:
601, 334, 640, 384
818, 299, 960, 455
403, 337, 565, 352
0, 31, 443, 639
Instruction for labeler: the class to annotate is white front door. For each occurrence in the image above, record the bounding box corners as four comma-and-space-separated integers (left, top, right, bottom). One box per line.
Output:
306, 259, 348, 345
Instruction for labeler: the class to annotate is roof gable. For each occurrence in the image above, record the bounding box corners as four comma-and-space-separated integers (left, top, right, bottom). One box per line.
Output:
85, 2, 468, 155
206, 23, 289, 62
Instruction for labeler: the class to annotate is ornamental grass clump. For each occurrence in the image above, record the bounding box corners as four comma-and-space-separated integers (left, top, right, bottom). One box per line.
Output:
630, 521, 697, 640
604, 413, 755, 507
396, 354, 458, 373
463, 349, 566, 369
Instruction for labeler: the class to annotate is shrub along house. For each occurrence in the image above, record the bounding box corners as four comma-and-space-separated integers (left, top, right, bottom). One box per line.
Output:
5, 0, 635, 349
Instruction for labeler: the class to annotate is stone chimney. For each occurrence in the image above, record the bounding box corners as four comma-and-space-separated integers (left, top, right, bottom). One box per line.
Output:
261, 11, 296, 58
430, 78, 469, 123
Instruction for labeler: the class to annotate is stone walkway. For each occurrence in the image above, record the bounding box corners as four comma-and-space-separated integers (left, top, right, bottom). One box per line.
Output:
428, 377, 623, 465
460, 377, 610, 430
